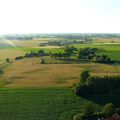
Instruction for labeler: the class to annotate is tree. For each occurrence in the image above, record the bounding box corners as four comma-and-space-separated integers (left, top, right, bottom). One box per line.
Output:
80, 70, 90, 84
82, 102, 95, 116
40, 58, 45, 64
106, 57, 112, 63
38, 49, 45, 54
6, 58, 10, 62
0, 69, 4, 74
116, 108, 120, 115
102, 103, 115, 117
64, 45, 76, 54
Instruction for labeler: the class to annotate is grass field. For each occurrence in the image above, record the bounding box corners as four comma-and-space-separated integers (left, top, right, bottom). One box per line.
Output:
0, 58, 120, 88
0, 49, 25, 60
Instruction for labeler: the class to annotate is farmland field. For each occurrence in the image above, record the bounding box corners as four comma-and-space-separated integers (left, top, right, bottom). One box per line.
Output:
0, 36, 120, 120
0, 88, 120, 120
0, 58, 120, 88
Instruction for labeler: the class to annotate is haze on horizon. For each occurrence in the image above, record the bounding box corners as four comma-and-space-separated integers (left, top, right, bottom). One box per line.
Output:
0, 0, 120, 34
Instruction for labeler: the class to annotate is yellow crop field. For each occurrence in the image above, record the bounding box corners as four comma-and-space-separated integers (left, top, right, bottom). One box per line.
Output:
1, 58, 120, 88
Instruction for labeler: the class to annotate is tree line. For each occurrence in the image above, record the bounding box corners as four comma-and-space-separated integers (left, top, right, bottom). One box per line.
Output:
74, 70, 120, 96
15, 46, 114, 64
73, 102, 120, 120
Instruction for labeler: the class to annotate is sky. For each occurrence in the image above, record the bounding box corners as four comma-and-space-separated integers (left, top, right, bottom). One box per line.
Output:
0, 0, 120, 34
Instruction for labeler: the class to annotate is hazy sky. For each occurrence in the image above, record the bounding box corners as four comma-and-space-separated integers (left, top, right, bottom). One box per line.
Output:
0, 0, 120, 34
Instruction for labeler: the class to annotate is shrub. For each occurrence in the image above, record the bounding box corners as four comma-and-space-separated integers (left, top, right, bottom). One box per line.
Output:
0, 69, 4, 74
80, 70, 90, 84
115, 108, 120, 115
82, 102, 95, 116
73, 113, 85, 120
40, 58, 45, 64
6, 58, 10, 62
101, 103, 115, 117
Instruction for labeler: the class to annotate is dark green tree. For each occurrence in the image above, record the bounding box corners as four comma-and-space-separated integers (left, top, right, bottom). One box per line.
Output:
6, 58, 10, 62
0, 69, 4, 74
40, 58, 45, 64
80, 70, 90, 84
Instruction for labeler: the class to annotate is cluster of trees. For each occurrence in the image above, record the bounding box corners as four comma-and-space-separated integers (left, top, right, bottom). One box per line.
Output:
50, 45, 77, 59
15, 46, 114, 65
77, 47, 114, 64
73, 102, 120, 120
74, 70, 120, 96
78, 47, 98, 59
50, 52, 71, 59
94, 55, 113, 64
15, 50, 49, 60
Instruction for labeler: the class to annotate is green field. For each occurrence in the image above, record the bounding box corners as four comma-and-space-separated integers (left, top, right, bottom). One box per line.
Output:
0, 88, 111, 120
0, 88, 92, 120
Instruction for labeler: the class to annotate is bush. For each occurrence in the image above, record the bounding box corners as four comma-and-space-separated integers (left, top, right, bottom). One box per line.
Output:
15, 56, 24, 60
6, 58, 10, 62
73, 113, 86, 120
40, 58, 45, 64
82, 102, 95, 116
115, 108, 120, 115
80, 70, 90, 84
101, 103, 115, 117
0, 69, 4, 74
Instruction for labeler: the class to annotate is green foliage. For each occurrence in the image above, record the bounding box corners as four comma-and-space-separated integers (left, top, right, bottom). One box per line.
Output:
102, 103, 115, 117
80, 70, 90, 84
0, 69, 4, 74
40, 58, 45, 64
75, 74, 120, 96
115, 108, 120, 115
82, 102, 95, 116
38, 49, 45, 54
73, 113, 85, 120
64, 45, 77, 54
6, 58, 10, 62
77, 47, 97, 59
